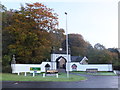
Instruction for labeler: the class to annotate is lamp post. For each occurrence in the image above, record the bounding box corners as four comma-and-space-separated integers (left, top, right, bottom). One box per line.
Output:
65, 12, 69, 78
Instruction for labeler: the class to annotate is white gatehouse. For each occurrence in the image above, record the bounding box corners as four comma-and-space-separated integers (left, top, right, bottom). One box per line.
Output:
11, 49, 113, 76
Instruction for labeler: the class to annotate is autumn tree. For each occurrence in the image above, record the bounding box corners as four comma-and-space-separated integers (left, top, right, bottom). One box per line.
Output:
108, 48, 119, 70
2, 2, 59, 66
49, 28, 65, 51
21, 2, 58, 31
87, 44, 118, 65
62, 34, 90, 56
2, 6, 15, 72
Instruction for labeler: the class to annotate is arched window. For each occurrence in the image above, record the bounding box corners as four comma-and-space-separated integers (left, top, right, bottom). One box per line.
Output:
45, 63, 50, 70
71, 64, 77, 71
45, 63, 50, 67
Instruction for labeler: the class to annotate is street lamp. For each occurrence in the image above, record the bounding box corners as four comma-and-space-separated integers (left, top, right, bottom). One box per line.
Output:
65, 12, 69, 78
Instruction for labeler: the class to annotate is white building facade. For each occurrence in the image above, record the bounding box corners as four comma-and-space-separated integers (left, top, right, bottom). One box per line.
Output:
11, 51, 113, 75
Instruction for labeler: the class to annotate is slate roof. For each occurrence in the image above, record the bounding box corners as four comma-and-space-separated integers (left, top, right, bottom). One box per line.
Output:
50, 46, 71, 54
71, 56, 83, 62
52, 51, 70, 54
51, 50, 71, 54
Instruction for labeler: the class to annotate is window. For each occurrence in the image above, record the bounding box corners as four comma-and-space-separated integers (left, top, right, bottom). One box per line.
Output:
71, 64, 77, 71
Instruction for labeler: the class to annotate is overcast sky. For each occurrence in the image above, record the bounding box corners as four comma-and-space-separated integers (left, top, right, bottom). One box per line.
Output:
1, 0, 119, 48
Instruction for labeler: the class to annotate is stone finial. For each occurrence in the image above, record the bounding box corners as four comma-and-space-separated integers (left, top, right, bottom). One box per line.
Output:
11, 54, 16, 64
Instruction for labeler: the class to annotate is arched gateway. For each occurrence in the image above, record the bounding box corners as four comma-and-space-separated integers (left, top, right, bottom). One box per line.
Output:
56, 56, 67, 69
50, 50, 71, 70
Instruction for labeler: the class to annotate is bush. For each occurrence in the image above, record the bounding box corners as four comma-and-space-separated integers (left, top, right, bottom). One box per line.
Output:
2, 55, 12, 73
113, 66, 120, 70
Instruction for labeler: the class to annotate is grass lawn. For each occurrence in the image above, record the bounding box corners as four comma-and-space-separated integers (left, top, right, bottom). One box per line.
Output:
1, 73, 87, 82
71, 71, 117, 76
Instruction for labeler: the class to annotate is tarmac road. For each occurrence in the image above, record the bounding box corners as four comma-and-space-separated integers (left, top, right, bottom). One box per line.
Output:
2, 73, 119, 88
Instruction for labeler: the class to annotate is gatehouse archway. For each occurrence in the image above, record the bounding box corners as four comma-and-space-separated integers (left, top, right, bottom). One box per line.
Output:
50, 53, 71, 70
56, 56, 67, 69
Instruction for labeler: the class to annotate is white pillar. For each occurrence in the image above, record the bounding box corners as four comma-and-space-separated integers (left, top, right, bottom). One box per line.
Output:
24, 72, 27, 76
51, 54, 54, 69
33, 72, 35, 77
18, 72, 20, 75
56, 74, 58, 78
53, 62, 56, 70
43, 73, 45, 77
52, 61, 54, 70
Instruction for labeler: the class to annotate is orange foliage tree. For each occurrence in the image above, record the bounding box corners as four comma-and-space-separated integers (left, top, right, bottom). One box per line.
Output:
22, 2, 58, 31
3, 2, 59, 64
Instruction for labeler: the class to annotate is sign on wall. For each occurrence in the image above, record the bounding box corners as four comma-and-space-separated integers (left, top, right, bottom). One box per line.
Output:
30, 67, 41, 71
71, 64, 77, 71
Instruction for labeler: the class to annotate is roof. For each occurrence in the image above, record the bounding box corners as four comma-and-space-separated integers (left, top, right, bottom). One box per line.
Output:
71, 56, 83, 62
51, 50, 71, 54
50, 47, 71, 54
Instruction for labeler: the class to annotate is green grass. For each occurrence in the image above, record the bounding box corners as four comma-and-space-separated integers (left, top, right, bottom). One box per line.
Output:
71, 71, 117, 76
1, 73, 87, 82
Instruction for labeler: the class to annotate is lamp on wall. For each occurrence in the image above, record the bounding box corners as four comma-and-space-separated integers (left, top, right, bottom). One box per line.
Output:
59, 48, 62, 51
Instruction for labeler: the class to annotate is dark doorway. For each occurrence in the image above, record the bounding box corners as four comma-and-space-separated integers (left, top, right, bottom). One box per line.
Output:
56, 56, 67, 69
45, 63, 50, 72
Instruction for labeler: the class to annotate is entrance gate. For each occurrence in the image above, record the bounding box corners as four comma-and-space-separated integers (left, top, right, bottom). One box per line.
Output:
56, 56, 67, 69
51, 53, 71, 70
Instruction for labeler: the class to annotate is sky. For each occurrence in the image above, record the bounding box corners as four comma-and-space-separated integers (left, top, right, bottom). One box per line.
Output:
1, 0, 119, 48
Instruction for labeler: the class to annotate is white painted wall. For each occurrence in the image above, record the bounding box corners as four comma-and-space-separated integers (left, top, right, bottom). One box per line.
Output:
41, 62, 52, 72
11, 62, 113, 74
51, 62, 57, 70
69, 63, 113, 71
11, 64, 41, 73
51, 54, 71, 62
11, 62, 52, 73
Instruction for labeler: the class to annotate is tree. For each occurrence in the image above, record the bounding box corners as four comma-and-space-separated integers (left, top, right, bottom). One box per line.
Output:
108, 48, 119, 70
62, 34, 89, 56
2, 5, 14, 72
88, 45, 118, 64
94, 43, 105, 50
49, 28, 65, 51
2, 2, 59, 65
21, 2, 58, 31
0, 4, 7, 12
